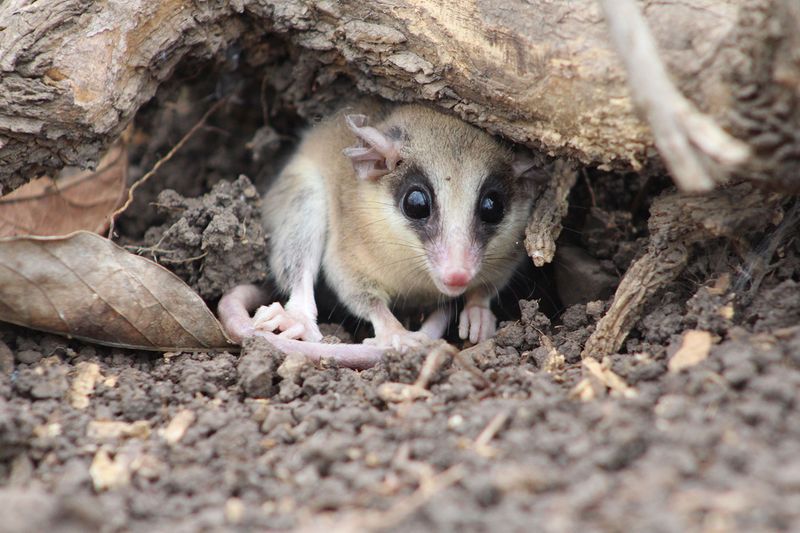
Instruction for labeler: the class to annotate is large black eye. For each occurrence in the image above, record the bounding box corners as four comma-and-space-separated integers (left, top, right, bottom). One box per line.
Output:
402, 187, 431, 220
479, 191, 504, 224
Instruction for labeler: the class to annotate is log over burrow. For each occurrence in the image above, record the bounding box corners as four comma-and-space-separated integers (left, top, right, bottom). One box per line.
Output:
1, 0, 798, 192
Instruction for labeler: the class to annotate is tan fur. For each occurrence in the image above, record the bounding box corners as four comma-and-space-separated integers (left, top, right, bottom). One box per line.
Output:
263, 100, 531, 322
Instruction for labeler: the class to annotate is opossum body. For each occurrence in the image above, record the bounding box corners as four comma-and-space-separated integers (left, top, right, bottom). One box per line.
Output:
219, 101, 536, 367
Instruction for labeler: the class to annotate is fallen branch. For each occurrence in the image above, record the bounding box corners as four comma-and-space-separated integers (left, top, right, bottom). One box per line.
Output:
599, 0, 751, 191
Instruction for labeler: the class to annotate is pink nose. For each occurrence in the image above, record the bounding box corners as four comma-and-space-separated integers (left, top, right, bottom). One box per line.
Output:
442, 270, 471, 288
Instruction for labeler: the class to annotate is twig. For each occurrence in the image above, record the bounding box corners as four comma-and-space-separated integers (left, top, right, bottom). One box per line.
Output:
474, 409, 511, 456
108, 97, 228, 238
452, 349, 492, 389
413, 342, 455, 389
158, 251, 209, 264
329, 465, 465, 533
598, 0, 750, 192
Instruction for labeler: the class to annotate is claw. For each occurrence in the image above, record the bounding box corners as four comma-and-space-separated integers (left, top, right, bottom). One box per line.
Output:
366, 328, 431, 354
252, 301, 322, 342
459, 304, 496, 343
279, 323, 305, 339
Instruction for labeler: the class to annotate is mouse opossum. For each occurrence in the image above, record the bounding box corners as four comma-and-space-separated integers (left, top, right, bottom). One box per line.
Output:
218, 100, 536, 365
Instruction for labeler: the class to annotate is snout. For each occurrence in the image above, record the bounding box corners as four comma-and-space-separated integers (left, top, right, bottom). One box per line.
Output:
441, 269, 472, 293
430, 242, 479, 297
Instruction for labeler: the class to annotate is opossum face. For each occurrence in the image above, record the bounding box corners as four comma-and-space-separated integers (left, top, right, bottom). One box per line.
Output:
344, 105, 534, 298
390, 163, 517, 296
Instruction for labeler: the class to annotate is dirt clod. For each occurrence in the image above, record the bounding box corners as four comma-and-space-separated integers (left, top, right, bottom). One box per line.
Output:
140, 175, 268, 300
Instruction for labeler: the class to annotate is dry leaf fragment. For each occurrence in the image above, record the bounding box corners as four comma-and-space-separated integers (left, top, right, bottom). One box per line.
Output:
669, 330, 713, 372
0, 231, 235, 351
68, 362, 102, 409
160, 409, 196, 445
0, 142, 127, 237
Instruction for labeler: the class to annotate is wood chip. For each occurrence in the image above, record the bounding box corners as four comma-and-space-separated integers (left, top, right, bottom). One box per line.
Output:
225, 498, 245, 524
68, 362, 102, 409
160, 409, 196, 444
377, 382, 432, 403
668, 330, 713, 372
569, 378, 598, 401
90, 448, 132, 491
87, 420, 151, 440
582, 358, 638, 398
544, 352, 566, 373
540, 333, 566, 374
33, 423, 62, 439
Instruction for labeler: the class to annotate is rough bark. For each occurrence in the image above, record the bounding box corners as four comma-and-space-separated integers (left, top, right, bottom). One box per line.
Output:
1, 0, 798, 190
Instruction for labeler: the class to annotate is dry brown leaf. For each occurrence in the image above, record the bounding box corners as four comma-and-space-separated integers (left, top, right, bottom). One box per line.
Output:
0, 142, 127, 237
669, 330, 713, 372
69, 361, 102, 409
0, 231, 235, 351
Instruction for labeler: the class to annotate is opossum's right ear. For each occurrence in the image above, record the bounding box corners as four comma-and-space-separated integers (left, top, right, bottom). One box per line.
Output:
511, 148, 549, 198
342, 114, 402, 181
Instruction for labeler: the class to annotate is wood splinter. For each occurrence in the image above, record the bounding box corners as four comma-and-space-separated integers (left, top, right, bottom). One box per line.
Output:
524, 159, 578, 267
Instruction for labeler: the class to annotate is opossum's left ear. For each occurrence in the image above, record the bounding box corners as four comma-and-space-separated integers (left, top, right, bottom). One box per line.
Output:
342, 114, 403, 181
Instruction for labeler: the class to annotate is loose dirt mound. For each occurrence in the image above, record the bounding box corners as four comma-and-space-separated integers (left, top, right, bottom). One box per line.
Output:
2, 278, 799, 531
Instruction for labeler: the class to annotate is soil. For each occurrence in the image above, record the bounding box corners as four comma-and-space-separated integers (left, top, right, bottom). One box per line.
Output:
1, 57, 799, 533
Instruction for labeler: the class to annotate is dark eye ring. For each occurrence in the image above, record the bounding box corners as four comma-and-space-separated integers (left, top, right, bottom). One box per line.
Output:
402, 187, 431, 220
479, 191, 504, 224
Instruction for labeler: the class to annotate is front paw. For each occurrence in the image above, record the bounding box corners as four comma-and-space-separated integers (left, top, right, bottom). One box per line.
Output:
458, 304, 496, 343
365, 328, 432, 353
252, 302, 323, 342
